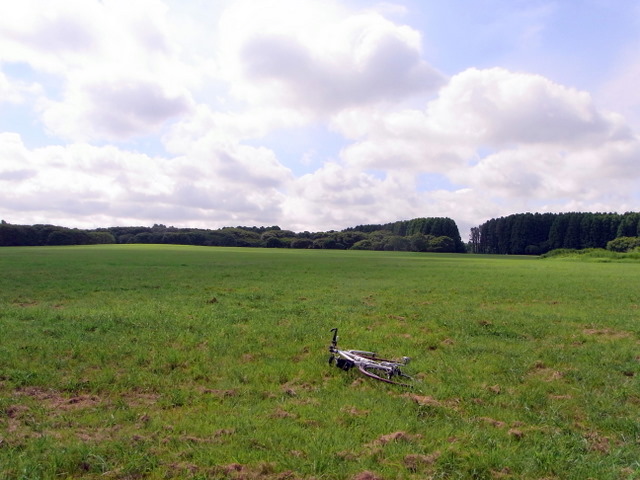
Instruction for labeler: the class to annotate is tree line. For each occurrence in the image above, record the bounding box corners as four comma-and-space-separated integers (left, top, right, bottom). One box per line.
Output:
469, 212, 640, 255
0, 217, 465, 253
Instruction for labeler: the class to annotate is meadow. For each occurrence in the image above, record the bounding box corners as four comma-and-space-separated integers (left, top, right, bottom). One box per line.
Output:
0, 245, 638, 479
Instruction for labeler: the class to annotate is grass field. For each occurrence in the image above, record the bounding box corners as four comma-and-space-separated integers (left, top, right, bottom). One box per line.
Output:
0, 245, 638, 479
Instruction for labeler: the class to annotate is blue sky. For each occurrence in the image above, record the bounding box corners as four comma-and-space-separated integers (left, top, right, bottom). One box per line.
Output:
1, 0, 639, 237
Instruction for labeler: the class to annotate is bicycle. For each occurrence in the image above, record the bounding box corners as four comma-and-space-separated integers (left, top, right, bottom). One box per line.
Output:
328, 328, 413, 387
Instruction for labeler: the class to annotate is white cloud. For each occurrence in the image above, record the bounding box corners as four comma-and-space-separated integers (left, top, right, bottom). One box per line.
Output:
0, 0, 199, 141
599, 40, 640, 129
0, 0, 99, 72
335, 106, 473, 172
0, 69, 43, 104
0, 132, 291, 228
0, 71, 21, 103
217, 0, 444, 115
163, 104, 309, 154
335, 66, 634, 169
427, 67, 630, 146
40, 76, 193, 141
283, 161, 488, 233
283, 162, 403, 230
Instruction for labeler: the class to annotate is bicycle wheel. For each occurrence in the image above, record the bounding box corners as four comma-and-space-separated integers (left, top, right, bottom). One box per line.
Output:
358, 364, 413, 387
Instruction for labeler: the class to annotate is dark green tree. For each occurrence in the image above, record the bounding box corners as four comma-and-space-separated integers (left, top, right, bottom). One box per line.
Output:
607, 236, 640, 252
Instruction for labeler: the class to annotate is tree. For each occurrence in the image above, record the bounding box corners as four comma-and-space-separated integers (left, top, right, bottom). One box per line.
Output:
291, 238, 313, 249
409, 234, 428, 252
265, 236, 285, 248
563, 213, 582, 249
469, 227, 480, 253
384, 236, 409, 251
428, 236, 455, 252
351, 239, 374, 250
548, 214, 569, 250
617, 212, 640, 238
220, 228, 261, 247
0, 223, 28, 246
47, 230, 76, 245
313, 237, 338, 249
132, 232, 155, 243
88, 232, 116, 244
606, 236, 640, 252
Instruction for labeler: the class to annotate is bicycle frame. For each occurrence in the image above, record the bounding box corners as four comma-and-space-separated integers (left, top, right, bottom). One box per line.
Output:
328, 328, 413, 387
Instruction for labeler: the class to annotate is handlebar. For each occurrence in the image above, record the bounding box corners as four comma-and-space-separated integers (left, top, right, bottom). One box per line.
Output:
330, 327, 338, 349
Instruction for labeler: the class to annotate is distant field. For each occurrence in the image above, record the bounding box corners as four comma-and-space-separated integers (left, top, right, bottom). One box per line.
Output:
1, 245, 638, 479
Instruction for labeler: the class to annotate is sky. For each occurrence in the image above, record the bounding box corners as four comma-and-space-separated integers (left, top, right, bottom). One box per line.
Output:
1, 0, 639, 238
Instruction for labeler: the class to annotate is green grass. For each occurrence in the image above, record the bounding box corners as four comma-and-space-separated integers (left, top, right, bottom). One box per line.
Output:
0, 245, 638, 479
541, 247, 640, 262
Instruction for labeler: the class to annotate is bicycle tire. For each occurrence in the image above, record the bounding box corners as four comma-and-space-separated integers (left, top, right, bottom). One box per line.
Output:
358, 364, 413, 388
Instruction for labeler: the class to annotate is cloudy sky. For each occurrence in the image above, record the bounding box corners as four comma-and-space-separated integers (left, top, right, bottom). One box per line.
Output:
1, 0, 639, 237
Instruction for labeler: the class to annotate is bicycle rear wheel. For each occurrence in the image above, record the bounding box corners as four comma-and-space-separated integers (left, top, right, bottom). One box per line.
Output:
358, 364, 413, 387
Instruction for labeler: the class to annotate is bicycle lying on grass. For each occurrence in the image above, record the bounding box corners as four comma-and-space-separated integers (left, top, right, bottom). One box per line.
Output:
328, 328, 414, 387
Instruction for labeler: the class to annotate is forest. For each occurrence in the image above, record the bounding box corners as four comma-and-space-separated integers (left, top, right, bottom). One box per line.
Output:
469, 211, 640, 255
0, 217, 466, 253
4, 212, 640, 255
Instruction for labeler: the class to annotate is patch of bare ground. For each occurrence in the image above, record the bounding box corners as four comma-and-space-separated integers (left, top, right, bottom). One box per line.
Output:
584, 431, 616, 454
199, 387, 239, 398
291, 397, 320, 407
477, 417, 507, 428
179, 428, 235, 445
2, 408, 65, 446
13, 300, 38, 307
341, 405, 370, 417
490, 467, 512, 478
362, 295, 376, 306
121, 390, 161, 407
352, 471, 384, 480
403, 451, 441, 472
365, 431, 422, 448
14, 386, 162, 411
549, 394, 572, 400
527, 361, 565, 382
628, 395, 640, 405
476, 418, 557, 440
15, 387, 101, 410
75, 425, 122, 443
4, 404, 30, 420
532, 368, 564, 382
508, 428, 524, 440
5, 387, 166, 446
2, 404, 34, 442
582, 328, 631, 339
487, 384, 502, 394
270, 407, 297, 419
167, 462, 201, 477
211, 463, 307, 480
291, 346, 311, 363
341, 431, 424, 462
401, 393, 461, 410
280, 380, 317, 397
336, 450, 359, 461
